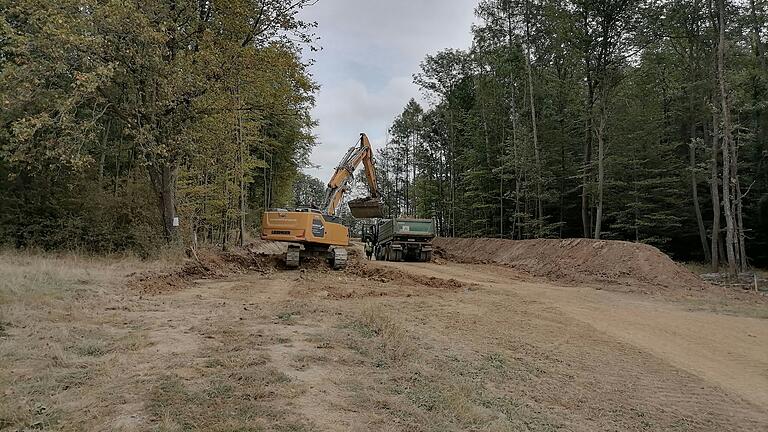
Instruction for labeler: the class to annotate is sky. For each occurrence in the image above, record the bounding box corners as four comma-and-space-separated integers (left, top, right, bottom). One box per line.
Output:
298, 0, 476, 182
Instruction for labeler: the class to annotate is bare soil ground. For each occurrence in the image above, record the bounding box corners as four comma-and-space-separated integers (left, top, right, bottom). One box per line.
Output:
1, 243, 767, 431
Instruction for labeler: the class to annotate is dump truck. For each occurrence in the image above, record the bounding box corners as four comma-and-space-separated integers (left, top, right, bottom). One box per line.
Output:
371, 218, 435, 262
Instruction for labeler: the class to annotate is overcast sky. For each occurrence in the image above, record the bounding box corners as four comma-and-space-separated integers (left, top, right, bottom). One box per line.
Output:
299, 0, 476, 182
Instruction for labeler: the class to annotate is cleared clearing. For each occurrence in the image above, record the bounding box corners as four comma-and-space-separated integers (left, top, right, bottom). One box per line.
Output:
1, 247, 766, 431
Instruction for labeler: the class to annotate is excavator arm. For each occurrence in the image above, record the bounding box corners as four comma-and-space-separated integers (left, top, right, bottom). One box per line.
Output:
323, 133, 383, 218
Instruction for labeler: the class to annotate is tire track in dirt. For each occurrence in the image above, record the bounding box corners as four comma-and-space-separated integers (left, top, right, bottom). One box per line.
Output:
373, 260, 768, 414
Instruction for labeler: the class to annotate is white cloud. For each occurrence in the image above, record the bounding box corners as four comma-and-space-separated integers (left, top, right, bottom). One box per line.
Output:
299, 0, 476, 182
305, 76, 416, 181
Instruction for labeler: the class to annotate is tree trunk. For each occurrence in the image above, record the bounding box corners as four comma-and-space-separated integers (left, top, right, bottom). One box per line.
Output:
730, 123, 747, 271
412, 131, 418, 217
690, 127, 711, 263
558, 79, 567, 239
239, 170, 246, 247
736, 179, 747, 270
710, 110, 721, 271
581, 10, 594, 239
716, 0, 738, 276
507, 6, 520, 239
500, 128, 505, 238
98, 119, 111, 185
449, 107, 456, 237
263, 149, 269, 211
593, 93, 607, 240
481, 93, 492, 232
149, 163, 179, 242
235, 83, 246, 248
524, 1, 544, 232
582, 85, 594, 238
511, 89, 522, 240
114, 136, 122, 198
222, 173, 229, 252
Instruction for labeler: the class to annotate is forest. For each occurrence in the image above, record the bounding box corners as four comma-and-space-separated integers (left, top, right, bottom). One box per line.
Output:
0, 0, 317, 256
376, 0, 768, 271
1, 0, 766, 274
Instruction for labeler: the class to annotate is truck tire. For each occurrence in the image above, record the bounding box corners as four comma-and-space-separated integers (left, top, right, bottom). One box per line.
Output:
420, 250, 432, 262
393, 249, 403, 262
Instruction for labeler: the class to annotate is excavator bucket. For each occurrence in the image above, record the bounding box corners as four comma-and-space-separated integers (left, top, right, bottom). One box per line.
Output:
348, 197, 385, 219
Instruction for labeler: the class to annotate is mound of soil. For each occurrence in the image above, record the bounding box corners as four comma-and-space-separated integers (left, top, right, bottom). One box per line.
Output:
131, 240, 476, 296
130, 246, 280, 295
344, 259, 472, 291
434, 237, 707, 291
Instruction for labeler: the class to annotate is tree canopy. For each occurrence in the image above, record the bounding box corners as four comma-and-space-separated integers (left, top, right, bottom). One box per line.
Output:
377, 0, 768, 271
0, 0, 318, 255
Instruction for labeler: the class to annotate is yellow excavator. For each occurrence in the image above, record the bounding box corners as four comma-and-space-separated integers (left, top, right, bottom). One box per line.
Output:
260, 133, 384, 269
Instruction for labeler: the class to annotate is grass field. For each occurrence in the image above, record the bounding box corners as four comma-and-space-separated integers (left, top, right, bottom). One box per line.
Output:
1, 249, 766, 431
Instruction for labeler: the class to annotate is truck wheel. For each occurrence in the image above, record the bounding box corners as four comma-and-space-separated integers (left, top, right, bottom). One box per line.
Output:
393, 250, 403, 262
420, 251, 433, 262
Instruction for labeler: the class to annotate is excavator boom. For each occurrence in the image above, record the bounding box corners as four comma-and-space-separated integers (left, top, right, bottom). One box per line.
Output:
323, 133, 384, 218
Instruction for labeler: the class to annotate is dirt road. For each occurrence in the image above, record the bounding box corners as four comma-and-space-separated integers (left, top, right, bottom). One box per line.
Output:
377, 260, 768, 409
2, 252, 767, 431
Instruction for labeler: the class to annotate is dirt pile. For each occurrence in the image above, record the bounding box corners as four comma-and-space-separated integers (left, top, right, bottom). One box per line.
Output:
130, 246, 280, 295
434, 237, 707, 290
344, 259, 472, 291
289, 260, 475, 300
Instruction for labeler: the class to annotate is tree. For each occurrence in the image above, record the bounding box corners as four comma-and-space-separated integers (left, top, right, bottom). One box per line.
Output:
378, 0, 766, 269
0, 0, 318, 254
293, 173, 325, 208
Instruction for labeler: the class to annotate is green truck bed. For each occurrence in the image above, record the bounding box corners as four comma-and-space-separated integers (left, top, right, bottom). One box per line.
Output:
377, 218, 436, 242
374, 218, 436, 262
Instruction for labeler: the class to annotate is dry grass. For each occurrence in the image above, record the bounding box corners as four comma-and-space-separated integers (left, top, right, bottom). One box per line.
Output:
0, 249, 166, 431
145, 369, 304, 432
2, 248, 762, 431
356, 304, 412, 364
0, 248, 178, 303
683, 260, 768, 283
336, 302, 558, 431
682, 261, 712, 276
0, 249, 322, 431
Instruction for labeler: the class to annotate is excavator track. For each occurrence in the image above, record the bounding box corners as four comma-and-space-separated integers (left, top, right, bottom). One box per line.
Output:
329, 247, 348, 270
286, 245, 301, 268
